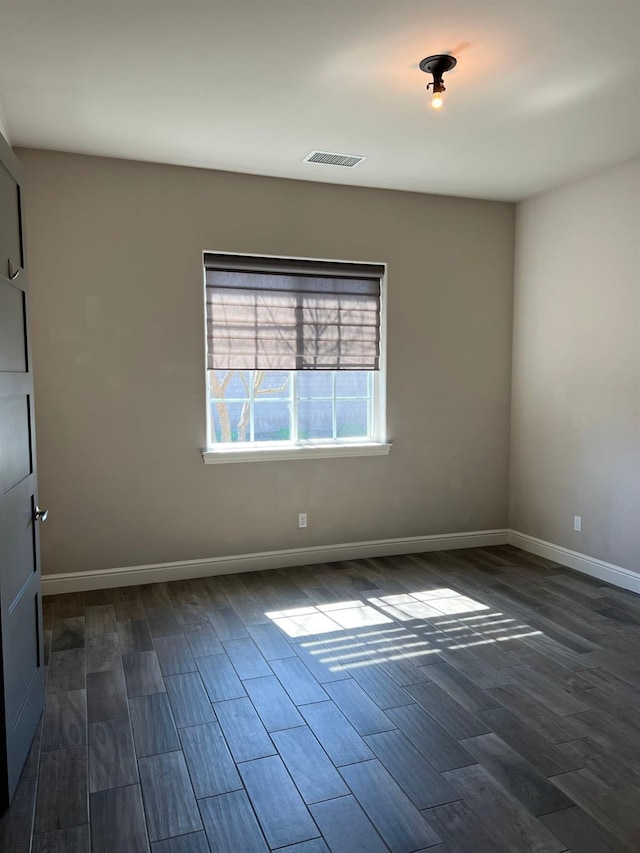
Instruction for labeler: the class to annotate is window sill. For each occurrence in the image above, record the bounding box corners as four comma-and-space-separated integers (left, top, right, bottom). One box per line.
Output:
202, 442, 392, 464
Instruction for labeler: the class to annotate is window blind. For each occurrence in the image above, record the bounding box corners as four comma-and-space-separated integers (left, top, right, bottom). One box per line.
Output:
205, 254, 383, 371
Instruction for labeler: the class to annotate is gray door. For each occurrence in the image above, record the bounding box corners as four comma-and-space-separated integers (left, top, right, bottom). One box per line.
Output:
0, 136, 45, 809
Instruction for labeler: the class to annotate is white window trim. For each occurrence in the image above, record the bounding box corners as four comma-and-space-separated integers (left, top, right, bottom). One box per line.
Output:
202, 441, 392, 464
201, 251, 389, 464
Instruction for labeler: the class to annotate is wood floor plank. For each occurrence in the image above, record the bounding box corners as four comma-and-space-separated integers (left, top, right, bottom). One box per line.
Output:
270, 656, 329, 706
90, 783, 149, 853
84, 589, 117, 609
419, 659, 500, 712
112, 588, 146, 622
323, 679, 395, 736
548, 573, 606, 600
144, 605, 182, 639
549, 768, 640, 849
183, 624, 223, 658
540, 805, 635, 853
32, 824, 90, 853
386, 703, 476, 772
421, 799, 511, 853
473, 634, 532, 672
293, 640, 352, 683
477, 705, 582, 777
222, 637, 273, 680
510, 644, 596, 692
118, 620, 154, 654
339, 758, 442, 852
439, 646, 515, 689
196, 653, 246, 702
151, 832, 210, 853
35, 746, 88, 833
404, 680, 491, 740
42, 689, 87, 751
507, 663, 593, 716
54, 593, 86, 620
525, 612, 601, 655
364, 728, 460, 810
42, 597, 56, 630
489, 683, 583, 744
165, 672, 216, 728
85, 605, 117, 636
348, 661, 413, 709
47, 648, 86, 693
298, 701, 374, 767
89, 716, 138, 793
138, 752, 202, 842
153, 635, 197, 676
271, 726, 349, 804
0, 777, 37, 853
239, 754, 319, 848
579, 684, 640, 736
247, 622, 297, 660
568, 709, 640, 766
86, 634, 120, 674
178, 722, 242, 799
122, 651, 166, 697
51, 617, 85, 652
309, 796, 389, 853
244, 675, 304, 731
138, 584, 172, 608
582, 664, 640, 702
443, 763, 567, 853
199, 790, 268, 853
87, 668, 128, 723
558, 736, 640, 793
535, 603, 606, 645
129, 693, 180, 757
374, 653, 433, 688
278, 841, 329, 853
461, 732, 575, 816
207, 606, 249, 641
213, 697, 276, 762
524, 631, 600, 672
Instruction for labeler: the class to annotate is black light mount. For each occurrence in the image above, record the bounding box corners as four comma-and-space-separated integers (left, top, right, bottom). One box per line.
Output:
419, 54, 457, 104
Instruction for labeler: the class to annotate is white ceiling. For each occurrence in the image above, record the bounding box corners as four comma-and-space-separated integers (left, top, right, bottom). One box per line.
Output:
0, 1, 639, 201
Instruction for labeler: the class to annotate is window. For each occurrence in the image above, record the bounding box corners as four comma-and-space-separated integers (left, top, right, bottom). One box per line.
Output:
203, 253, 389, 462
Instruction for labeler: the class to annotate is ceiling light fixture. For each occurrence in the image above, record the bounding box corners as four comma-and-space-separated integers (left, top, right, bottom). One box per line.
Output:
420, 54, 457, 110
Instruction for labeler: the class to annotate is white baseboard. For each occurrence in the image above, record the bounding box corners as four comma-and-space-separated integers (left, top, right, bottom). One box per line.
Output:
508, 530, 640, 595
41, 529, 509, 595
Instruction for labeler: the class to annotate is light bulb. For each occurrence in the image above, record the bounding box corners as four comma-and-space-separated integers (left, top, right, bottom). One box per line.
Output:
432, 91, 443, 109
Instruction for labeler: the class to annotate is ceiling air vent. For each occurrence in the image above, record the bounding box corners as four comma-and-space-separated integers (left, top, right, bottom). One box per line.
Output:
303, 150, 366, 168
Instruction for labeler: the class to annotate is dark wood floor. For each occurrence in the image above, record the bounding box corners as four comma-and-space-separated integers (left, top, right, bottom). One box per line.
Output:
3, 545, 640, 852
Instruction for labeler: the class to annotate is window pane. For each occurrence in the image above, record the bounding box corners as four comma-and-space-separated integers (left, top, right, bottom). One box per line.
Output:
336, 400, 369, 438
336, 371, 369, 398
211, 401, 250, 442
254, 371, 291, 399
254, 400, 291, 441
210, 370, 250, 400
299, 400, 333, 439
298, 371, 333, 398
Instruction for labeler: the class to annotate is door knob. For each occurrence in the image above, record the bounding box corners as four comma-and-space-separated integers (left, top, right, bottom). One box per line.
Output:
34, 506, 49, 522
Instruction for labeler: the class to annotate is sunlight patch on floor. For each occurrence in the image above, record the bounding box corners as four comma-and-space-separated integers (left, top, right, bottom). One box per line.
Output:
265, 586, 541, 668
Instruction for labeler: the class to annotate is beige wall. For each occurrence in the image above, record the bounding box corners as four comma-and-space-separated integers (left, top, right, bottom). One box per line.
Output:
18, 149, 514, 576
510, 157, 640, 572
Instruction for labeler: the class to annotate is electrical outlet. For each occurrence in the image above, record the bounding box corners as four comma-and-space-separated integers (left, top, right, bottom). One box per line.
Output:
574, 515, 582, 532
298, 513, 307, 529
